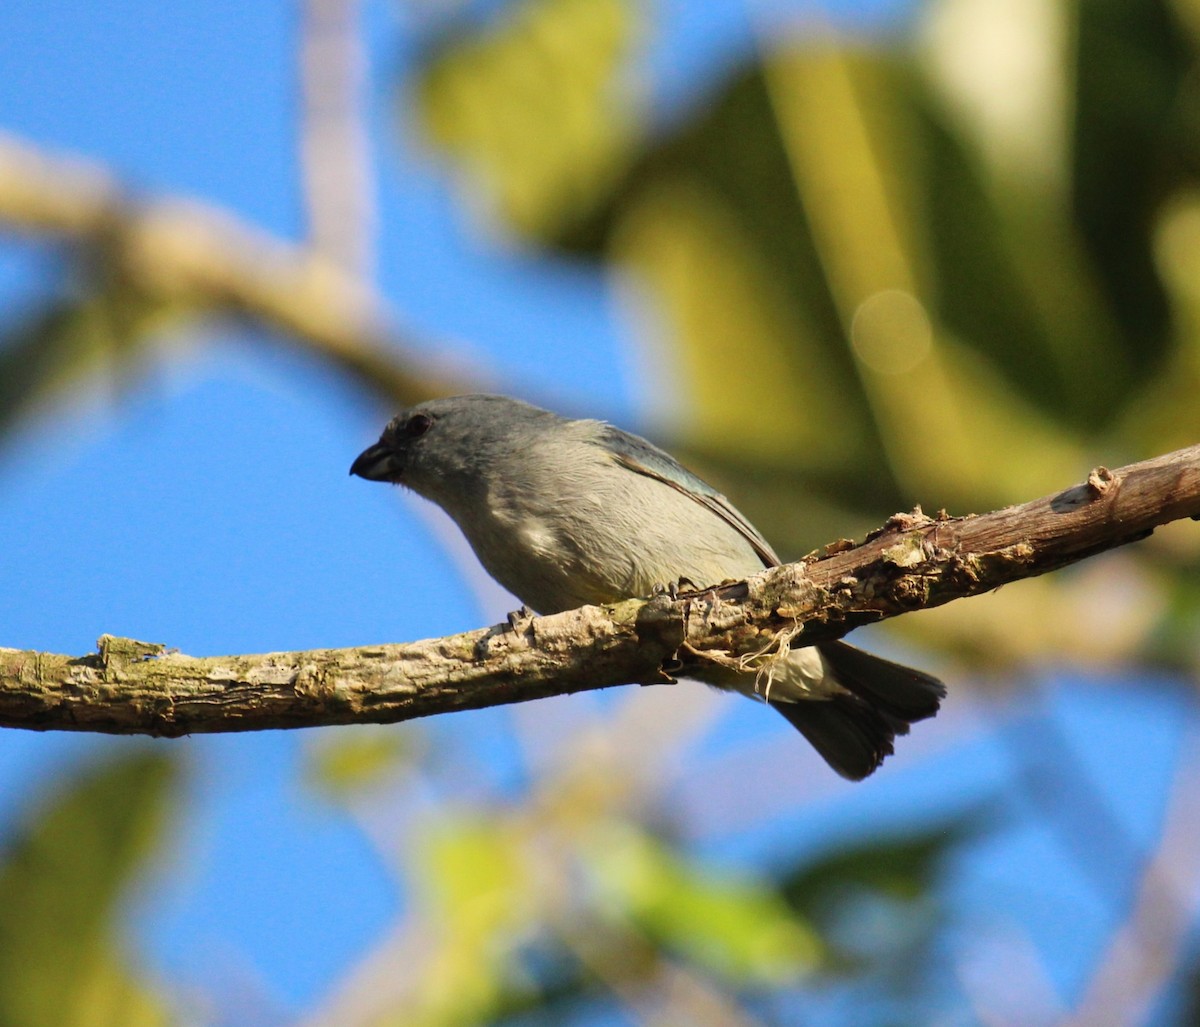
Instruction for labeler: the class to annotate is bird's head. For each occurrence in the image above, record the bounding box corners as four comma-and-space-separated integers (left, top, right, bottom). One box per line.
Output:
350, 394, 562, 504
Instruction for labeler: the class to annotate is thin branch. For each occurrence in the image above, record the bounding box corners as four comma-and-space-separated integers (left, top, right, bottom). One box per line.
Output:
1, 445, 1197, 737
299, 0, 376, 277
1064, 730, 1200, 1027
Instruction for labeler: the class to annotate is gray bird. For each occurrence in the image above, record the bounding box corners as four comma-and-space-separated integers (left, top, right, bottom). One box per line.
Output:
351, 394, 944, 779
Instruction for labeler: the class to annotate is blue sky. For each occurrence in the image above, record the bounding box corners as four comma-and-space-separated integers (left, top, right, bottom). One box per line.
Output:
1, 0, 1195, 1021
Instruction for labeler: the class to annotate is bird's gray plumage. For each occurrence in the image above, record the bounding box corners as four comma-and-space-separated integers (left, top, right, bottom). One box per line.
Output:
351, 394, 944, 779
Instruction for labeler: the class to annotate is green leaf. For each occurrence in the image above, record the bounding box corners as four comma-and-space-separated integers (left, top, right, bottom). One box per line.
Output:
0, 282, 181, 444
303, 725, 420, 800
1072, 0, 1193, 362
404, 814, 534, 1026
416, 0, 642, 242
0, 749, 179, 1027
586, 823, 821, 984
778, 814, 985, 976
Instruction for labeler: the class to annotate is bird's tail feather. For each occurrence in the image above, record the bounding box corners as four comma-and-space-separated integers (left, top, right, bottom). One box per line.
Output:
771, 642, 945, 780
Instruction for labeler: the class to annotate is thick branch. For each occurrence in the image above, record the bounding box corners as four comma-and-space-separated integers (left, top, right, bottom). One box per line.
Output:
2, 445, 1197, 737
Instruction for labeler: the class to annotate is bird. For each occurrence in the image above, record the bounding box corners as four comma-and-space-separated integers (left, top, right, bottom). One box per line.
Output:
350, 394, 944, 779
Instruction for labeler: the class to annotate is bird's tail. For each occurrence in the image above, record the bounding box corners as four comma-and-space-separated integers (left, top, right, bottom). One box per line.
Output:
770, 641, 945, 780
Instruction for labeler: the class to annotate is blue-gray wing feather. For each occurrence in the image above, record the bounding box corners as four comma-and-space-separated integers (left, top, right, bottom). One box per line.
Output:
595, 424, 781, 569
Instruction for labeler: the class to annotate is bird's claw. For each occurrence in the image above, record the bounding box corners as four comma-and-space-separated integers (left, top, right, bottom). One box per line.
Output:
651, 576, 700, 601
506, 604, 536, 632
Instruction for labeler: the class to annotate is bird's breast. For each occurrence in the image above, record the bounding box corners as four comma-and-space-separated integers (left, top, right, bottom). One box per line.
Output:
452, 451, 765, 614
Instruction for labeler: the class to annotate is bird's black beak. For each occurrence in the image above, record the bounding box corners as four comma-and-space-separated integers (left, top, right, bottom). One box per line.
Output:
349, 441, 402, 482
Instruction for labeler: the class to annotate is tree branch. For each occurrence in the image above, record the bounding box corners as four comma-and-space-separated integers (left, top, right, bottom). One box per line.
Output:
2, 445, 1197, 737
0, 131, 469, 407
299, 0, 375, 279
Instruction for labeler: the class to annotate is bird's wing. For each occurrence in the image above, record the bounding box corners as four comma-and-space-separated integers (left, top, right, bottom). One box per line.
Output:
596, 424, 781, 569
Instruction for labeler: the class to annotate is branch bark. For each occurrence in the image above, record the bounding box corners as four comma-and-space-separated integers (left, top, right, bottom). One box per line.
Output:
2, 445, 1197, 737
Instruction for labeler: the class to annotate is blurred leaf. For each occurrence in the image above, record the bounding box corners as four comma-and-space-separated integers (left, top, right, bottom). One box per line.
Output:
0, 278, 182, 443
0, 296, 118, 438
417, 0, 641, 241
1128, 190, 1200, 453
916, 76, 1131, 432
1072, 0, 1196, 360
303, 725, 420, 800
405, 813, 535, 1026
598, 56, 889, 482
778, 813, 983, 977
0, 749, 179, 1027
419, 815, 527, 939
1140, 552, 1200, 671
468, 943, 596, 1027
586, 823, 821, 985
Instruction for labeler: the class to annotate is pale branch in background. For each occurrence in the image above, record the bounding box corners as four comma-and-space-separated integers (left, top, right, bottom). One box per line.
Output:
1063, 733, 1200, 1027
1, 444, 1197, 737
300, 0, 376, 278
0, 131, 465, 407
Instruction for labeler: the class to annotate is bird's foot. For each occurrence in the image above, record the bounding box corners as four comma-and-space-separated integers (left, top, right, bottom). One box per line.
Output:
506, 604, 536, 632
651, 576, 700, 601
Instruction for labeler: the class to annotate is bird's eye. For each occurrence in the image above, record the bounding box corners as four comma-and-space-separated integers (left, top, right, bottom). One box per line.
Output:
405, 413, 433, 437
